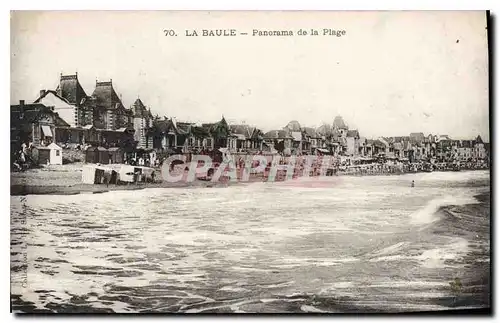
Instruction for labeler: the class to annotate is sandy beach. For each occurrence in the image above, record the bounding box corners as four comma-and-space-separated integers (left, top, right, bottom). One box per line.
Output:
10, 162, 490, 196
10, 163, 231, 196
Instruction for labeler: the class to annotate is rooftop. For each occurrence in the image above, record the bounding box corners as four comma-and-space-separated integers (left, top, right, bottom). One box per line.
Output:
92, 79, 125, 110
333, 116, 348, 129
284, 120, 301, 132
56, 73, 88, 106
230, 124, 254, 138
132, 98, 153, 119
264, 129, 293, 139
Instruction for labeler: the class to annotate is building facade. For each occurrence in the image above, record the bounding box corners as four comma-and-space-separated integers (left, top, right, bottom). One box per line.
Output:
131, 98, 153, 148
91, 80, 132, 131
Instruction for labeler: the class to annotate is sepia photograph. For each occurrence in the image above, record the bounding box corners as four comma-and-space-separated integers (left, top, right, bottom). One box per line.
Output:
10, 10, 490, 314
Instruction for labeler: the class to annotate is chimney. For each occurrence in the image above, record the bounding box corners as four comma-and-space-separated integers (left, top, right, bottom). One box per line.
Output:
40, 90, 46, 98
19, 100, 25, 116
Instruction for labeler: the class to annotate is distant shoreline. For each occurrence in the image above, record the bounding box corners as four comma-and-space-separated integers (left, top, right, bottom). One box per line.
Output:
10, 165, 490, 197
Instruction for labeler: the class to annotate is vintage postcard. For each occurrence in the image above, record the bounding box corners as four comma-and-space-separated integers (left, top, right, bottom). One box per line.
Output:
10, 11, 490, 314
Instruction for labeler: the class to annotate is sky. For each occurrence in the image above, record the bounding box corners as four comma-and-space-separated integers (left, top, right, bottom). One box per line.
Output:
10, 11, 489, 141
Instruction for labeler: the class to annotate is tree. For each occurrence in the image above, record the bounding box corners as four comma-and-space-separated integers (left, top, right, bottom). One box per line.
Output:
274, 139, 285, 153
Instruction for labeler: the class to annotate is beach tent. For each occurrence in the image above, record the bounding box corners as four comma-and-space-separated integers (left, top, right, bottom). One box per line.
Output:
82, 165, 106, 184
138, 166, 156, 182
32, 143, 63, 165
118, 165, 155, 183
118, 165, 142, 183
81, 164, 116, 184
108, 147, 124, 164
85, 146, 109, 164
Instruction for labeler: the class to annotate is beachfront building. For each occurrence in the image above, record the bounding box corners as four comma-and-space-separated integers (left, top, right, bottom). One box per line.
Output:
346, 130, 360, 157
148, 118, 190, 152
457, 140, 475, 161
188, 124, 215, 151
34, 89, 85, 128
331, 116, 357, 156
372, 139, 388, 157
436, 138, 456, 161
423, 134, 438, 160
249, 128, 265, 151
333, 116, 348, 138
11, 100, 70, 148
284, 120, 304, 154
430, 135, 488, 162
315, 119, 348, 156
91, 79, 133, 131
263, 130, 293, 155
175, 121, 195, 152
229, 124, 265, 152
33, 73, 98, 145
203, 117, 231, 150
32, 74, 138, 148
302, 127, 322, 154
148, 117, 236, 153
35, 73, 95, 128
332, 131, 347, 156
229, 124, 253, 151
313, 125, 330, 150
474, 135, 487, 160
358, 137, 371, 157
33, 90, 85, 145
131, 98, 154, 148
148, 118, 168, 151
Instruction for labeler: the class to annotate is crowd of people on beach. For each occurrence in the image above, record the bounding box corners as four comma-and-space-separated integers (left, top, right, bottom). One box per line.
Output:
11, 142, 34, 172
11, 138, 490, 184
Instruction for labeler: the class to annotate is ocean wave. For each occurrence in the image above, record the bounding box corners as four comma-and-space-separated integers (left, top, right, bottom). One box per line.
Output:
409, 195, 479, 225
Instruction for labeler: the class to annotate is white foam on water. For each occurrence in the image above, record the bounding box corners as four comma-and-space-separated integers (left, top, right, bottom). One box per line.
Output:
301, 304, 327, 313
231, 266, 272, 273
416, 237, 470, 269
319, 281, 356, 293
258, 281, 295, 289
10, 170, 489, 313
370, 254, 411, 262
409, 194, 479, 225
219, 286, 248, 292
260, 298, 279, 303
371, 242, 407, 257
328, 281, 355, 288
366, 281, 448, 288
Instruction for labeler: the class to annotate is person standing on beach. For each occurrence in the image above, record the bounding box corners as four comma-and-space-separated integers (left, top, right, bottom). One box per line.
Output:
411, 180, 415, 187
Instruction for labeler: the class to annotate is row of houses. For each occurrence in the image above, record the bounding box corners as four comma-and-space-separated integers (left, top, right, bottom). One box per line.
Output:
14, 73, 152, 149
11, 73, 489, 164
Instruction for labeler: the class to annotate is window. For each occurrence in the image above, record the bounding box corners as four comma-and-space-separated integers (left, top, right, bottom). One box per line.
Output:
56, 150, 60, 156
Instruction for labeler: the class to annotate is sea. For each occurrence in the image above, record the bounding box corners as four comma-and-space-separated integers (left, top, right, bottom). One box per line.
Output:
10, 170, 491, 313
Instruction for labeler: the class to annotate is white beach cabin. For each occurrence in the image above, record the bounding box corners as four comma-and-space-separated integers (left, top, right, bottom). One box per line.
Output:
118, 165, 155, 183
81, 164, 115, 184
48, 143, 63, 165
34, 143, 63, 165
